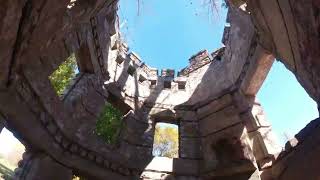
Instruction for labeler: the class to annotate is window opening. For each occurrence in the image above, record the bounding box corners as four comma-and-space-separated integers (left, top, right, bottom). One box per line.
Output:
127, 65, 136, 76
178, 82, 186, 90
152, 123, 179, 158
49, 53, 78, 96
0, 128, 25, 179
139, 75, 147, 83
163, 81, 171, 89
150, 80, 157, 88
95, 103, 123, 145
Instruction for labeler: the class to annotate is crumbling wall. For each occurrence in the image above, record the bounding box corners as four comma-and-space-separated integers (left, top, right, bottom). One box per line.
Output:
1, 0, 319, 179
244, 0, 320, 179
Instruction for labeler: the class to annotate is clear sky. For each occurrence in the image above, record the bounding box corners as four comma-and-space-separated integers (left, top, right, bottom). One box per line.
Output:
0, 0, 319, 156
257, 61, 318, 143
119, 0, 228, 70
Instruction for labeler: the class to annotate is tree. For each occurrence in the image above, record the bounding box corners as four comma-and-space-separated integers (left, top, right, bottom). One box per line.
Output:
49, 54, 77, 95
96, 103, 123, 144
153, 125, 179, 158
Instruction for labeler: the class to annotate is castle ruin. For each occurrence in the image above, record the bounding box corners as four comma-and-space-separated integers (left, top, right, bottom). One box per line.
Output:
0, 0, 320, 179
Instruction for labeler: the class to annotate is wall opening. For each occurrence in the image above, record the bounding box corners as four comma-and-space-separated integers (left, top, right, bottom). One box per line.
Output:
257, 61, 319, 145
178, 81, 186, 90
95, 103, 124, 145
163, 81, 171, 89
150, 80, 157, 88
127, 65, 136, 76
49, 53, 79, 96
139, 75, 147, 83
152, 123, 179, 158
0, 128, 25, 179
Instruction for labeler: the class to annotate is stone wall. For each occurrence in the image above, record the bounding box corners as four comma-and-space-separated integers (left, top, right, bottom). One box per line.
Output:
0, 0, 319, 179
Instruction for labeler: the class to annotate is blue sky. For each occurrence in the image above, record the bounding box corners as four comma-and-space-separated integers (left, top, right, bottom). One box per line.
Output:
257, 61, 318, 143
0, 0, 319, 155
118, 0, 319, 144
119, 0, 227, 70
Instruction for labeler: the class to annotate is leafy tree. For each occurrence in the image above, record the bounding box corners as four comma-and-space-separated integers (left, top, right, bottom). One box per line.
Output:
96, 103, 123, 144
49, 54, 77, 95
153, 125, 179, 158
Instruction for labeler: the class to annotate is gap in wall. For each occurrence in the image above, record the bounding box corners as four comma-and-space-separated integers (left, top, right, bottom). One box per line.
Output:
257, 61, 319, 145
152, 122, 179, 158
0, 128, 25, 179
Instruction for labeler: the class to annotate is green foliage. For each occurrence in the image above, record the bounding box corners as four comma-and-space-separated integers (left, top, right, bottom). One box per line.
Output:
49, 54, 77, 95
153, 124, 179, 158
96, 103, 123, 144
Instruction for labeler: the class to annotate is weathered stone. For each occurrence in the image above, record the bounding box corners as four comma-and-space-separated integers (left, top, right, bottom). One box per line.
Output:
180, 121, 200, 137
200, 105, 241, 136
1, 0, 318, 179
24, 154, 73, 180
197, 94, 233, 119
180, 137, 202, 159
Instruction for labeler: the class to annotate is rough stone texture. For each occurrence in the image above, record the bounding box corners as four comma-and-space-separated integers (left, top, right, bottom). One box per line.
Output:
13, 151, 73, 180
0, 0, 319, 179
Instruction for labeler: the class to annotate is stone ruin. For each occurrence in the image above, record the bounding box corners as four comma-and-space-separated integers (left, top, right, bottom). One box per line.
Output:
0, 0, 319, 179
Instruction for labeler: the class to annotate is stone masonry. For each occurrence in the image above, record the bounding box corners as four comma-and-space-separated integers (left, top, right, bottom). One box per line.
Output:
0, 0, 319, 179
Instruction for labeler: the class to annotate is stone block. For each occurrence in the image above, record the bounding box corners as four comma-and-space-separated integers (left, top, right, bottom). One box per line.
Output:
176, 110, 197, 121
200, 105, 241, 136
173, 159, 200, 175
149, 68, 159, 77
248, 128, 281, 161
161, 69, 175, 78
180, 137, 201, 159
202, 161, 257, 180
24, 154, 73, 180
197, 94, 233, 119
122, 116, 153, 147
180, 121, 200, 137
119, 142, 153, 169
222, 26, 231, 45
242, 104, 271, 132
129, 52, 142, 65
251, 104, 271, 127
240, 45, 275, 96
201, 123, 253, 171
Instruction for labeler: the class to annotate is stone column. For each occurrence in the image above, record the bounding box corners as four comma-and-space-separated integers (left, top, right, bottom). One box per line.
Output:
13, 150, 73, 180
179, 111, 201, 160
241, 100, 282, 170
